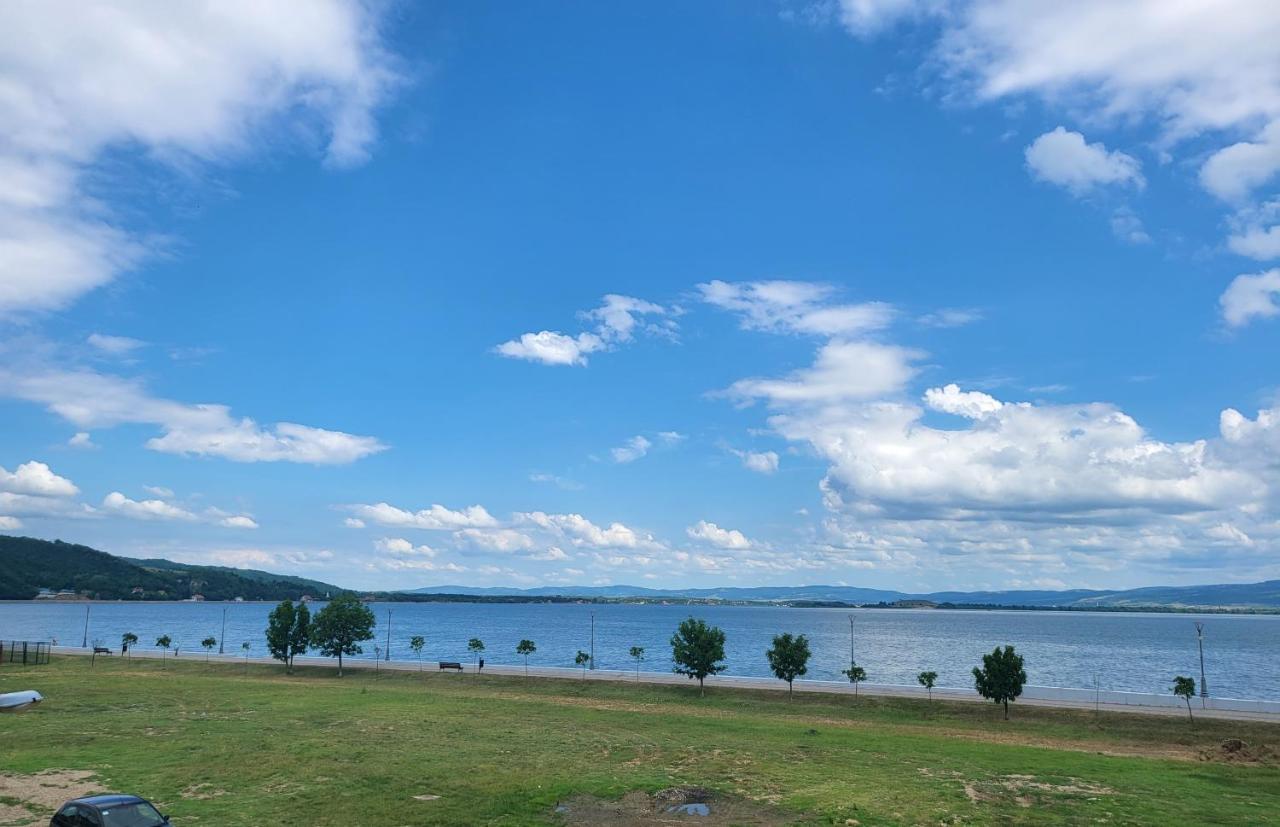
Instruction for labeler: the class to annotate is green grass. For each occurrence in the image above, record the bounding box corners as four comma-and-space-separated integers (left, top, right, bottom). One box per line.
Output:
2, 657, 1278, 825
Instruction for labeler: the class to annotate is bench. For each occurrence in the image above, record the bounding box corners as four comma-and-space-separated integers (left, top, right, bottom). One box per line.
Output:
438, 661, 464, 671
92, 647, 112, 655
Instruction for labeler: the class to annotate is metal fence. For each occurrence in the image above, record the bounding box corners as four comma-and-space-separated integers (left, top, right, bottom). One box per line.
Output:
1, 640, 51, 666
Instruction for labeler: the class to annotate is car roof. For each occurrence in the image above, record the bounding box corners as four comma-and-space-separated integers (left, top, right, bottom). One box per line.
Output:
69, 795, 148, 808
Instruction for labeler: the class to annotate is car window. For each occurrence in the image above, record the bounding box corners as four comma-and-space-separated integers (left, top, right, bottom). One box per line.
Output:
53, 805, 78, 827
99, 802, 166, 827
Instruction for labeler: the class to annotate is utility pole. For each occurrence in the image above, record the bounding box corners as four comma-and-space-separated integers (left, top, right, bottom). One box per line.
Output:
82, 603, 90, 648
219, 606, 227, 655
1195, 622, 1208, 707
848, 614, 855, 670
385, 609, 392, 660
590, 611, 595, 670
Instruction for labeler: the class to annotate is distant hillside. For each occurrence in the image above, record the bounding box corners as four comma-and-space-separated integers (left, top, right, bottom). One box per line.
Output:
0, 536, 342, 601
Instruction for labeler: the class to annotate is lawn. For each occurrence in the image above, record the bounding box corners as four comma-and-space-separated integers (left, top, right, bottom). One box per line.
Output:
1, 656, 1277, 825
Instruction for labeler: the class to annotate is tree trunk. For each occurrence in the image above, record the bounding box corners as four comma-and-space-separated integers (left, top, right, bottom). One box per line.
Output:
699, 677, 705, 697
338, 652, 344, 677
1186, 699, 1193, 723
1003, 700, 1009, 720
788, 681, 793, 700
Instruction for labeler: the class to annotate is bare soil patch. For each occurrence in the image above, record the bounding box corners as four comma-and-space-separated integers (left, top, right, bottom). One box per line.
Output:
554, 786, 802, 825
0, 770, 99, 827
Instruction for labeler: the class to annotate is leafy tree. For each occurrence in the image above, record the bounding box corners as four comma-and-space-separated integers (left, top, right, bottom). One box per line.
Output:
629, 645, 645, 680
201, 636, 217, 662
310, 594, 376, 677
121, 632, 138, 660
241, 641, 251, 674
468, 638, 485, 673
843, 664, 867, 697
1172, 676, 1197, 723
289, 601, 311, 667
917, 670, 938, 701
670, 617, 726, 697
516, 639, 536, 676
766, 632, 811, 699
265, 599, 296, 671
155, 634, 171, 668
410, 635, 426, 671
574, 649, 591, 679
973, 645, 1027, 720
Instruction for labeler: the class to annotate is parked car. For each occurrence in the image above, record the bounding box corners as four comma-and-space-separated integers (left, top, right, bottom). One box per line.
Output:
51, 795, 169, 826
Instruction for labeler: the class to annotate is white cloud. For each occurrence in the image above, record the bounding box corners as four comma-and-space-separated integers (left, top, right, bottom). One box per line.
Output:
0, 1, 400, 313
0, 461, 79, 497
518, 511, 660, 550
343, 517, 366, 529
455, 528, 536, 553
728, 340, 922, 405
611, 435, 652, 463
67, 432, 97, 450
0, 516, 22, 530
0, 367, 386, 464
917, 308, 983, 328
495, 294, 671, 366
1219, 269, 1280, 327
1228, 225, 1280, 260
375, 537, 436, 557
732, 449, 780, 474
1200, 121, 1280, 202
529, 472, 583, 491
923, 383, 1004, 419
87, 333, 145, 355
143, 486, 175, 499
686, 520, 752, 550
1024, 128, 1143, 195
219, 515, 259, 529
699, 280, 893, 336
102, 491, 197, 522
350, 501, 499, 530
657, 431, 685, 444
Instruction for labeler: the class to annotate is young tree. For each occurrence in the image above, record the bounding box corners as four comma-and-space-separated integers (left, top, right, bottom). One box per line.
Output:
843, 664, 867, 697
155, 634, 172, 668
241, 641, 251, 675
917, 671, 938, 701
1172, 676, 1197, 723
289, 601, 311, 669
410, 635, 426, 671
468, 638, 485, 674
121, 632, 138, 660
629, 645, 645, 681
973, 645, 1027, 720
310, 594, 376, 677
265, 599, 296, 672
574, 649, 591, 679
201, 636, 217, 663
516, 639, 536, 676
766, 632, 811, 699
670, 617, 726, 697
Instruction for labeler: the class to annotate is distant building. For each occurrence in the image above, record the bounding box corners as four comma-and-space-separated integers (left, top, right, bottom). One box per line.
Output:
131, 586, 144, 595
185, 594, 206, 602
300, 595, 314, 603
234, 596, 245, 602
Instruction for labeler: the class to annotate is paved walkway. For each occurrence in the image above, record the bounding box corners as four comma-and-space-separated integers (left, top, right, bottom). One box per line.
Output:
49, 646, 1280, 724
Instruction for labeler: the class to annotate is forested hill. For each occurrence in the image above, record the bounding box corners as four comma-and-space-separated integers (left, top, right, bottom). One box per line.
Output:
0, 535, 341, 601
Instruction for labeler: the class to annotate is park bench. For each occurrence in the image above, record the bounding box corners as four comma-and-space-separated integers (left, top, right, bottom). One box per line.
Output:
438, 661, 464, 671
92, 647, 112, 655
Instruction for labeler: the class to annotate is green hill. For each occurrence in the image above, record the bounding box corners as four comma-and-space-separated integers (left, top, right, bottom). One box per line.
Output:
0, 535, 342, 601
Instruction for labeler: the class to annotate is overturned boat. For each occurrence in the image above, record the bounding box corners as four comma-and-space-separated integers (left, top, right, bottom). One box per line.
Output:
0, 690, 44, 712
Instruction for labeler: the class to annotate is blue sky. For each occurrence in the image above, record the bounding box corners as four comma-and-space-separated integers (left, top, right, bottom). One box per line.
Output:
1, 1, 1278, 592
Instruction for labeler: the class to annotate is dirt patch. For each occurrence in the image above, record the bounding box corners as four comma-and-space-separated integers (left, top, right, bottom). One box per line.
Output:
181, 782, 227, 800
920, 768, 1114, 810
1200, 739, 1278, 764
553, 786, 802, 825
0, 770, 100, 827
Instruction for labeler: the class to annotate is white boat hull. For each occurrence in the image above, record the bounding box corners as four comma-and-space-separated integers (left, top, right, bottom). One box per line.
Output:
0, 690, 44, 711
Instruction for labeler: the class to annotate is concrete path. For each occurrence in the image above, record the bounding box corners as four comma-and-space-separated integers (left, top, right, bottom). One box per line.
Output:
47, 646, 1280, 724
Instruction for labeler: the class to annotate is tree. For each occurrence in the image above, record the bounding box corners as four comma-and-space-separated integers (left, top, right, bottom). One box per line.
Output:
155, 634, 171, 668
843, 664, 867, 697
1172, 676, 1197, 723
289, 601, 311, 668
766, 632, 811, 699
468, 638, 485, 674
516, 639, 536, 676
410, 635, 426, 671
241, 641, 251, 675
121, 632, 138, 660
310, 594, 376, 677
265, 599, 296, 672
917, 671, 938, 701
670, 617, 726, 697
574, 649, 591, 679
201, 636, 217, 663
973, 645, 1027, 720
629, 645, 645, 681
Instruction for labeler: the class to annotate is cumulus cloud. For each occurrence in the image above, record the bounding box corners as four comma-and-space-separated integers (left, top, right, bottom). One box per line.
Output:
0, 516, 22, 530
219, 515, 259, 530
0, 0, 400, 314
0, 461, 79, 497
1025, 128, 1144, 194
1228, 224, 1280, 260
686, 520, 753, 550
518, 511, 660, 549
1219, 269, 1280, 327
375, 537, 436, 556
1200, 121, 1280, 202
102, 491, 197, 522
728, 340, 922, 405
349, 501, 499, 530
67, 432, 96, 450
455, 528, 537, 553
699, 280, 893, 336
495, 294, 672, 366
731, 449, 780, 474
343, 517, 366, 529
611, 435, 652, 463
0, 367, 386, 464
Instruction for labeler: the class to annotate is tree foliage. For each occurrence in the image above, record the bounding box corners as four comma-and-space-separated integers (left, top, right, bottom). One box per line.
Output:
310, 594, 375, 677
1172, 675, 1197, 722
121, 632, 138, 659
201, 636, 217, 662
574, 649, 591, 678
917, 670, 938, 700
629, 645, 645, 679
766, 632, 811, 698
973, 645, 1027, 719
516, 639, 536, 675
670, 617, 726, 696
155, 634, 171, 667
843, 664, 867, 696
266, 600, 295, 670
410, 635, 426, 671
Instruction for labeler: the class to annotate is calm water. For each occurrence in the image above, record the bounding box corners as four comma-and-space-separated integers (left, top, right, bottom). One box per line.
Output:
3, 601, 1278, 700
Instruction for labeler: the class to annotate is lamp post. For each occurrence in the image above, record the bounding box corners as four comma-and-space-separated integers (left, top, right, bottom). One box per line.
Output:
385, 609, 392, 661
1195, 622, 1208, 707
848, 614, 855, 671
219, 606, 227, 655
82, 604, 90, 648
589, 611, 595, 670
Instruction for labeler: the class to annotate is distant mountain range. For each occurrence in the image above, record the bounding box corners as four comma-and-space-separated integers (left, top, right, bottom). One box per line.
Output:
409, 581, 1280, 610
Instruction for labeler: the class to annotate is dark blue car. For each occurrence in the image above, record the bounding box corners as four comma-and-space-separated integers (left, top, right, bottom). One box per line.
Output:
50, 795, 169, 827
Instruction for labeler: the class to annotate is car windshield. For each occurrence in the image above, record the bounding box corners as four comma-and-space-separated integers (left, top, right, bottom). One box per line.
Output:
99, 802, 166, 827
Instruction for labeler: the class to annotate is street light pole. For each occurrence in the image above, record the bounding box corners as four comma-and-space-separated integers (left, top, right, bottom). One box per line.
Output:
848, 614, 855, 670
219, 606, 227, 655
1195, 622, 1208, 707
590, 611, 595, 670
385, 609, 392, 661
82, 603, 90, 648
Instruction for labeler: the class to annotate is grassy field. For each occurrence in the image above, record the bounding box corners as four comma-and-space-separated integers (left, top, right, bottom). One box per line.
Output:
2, 656, 1278, 826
